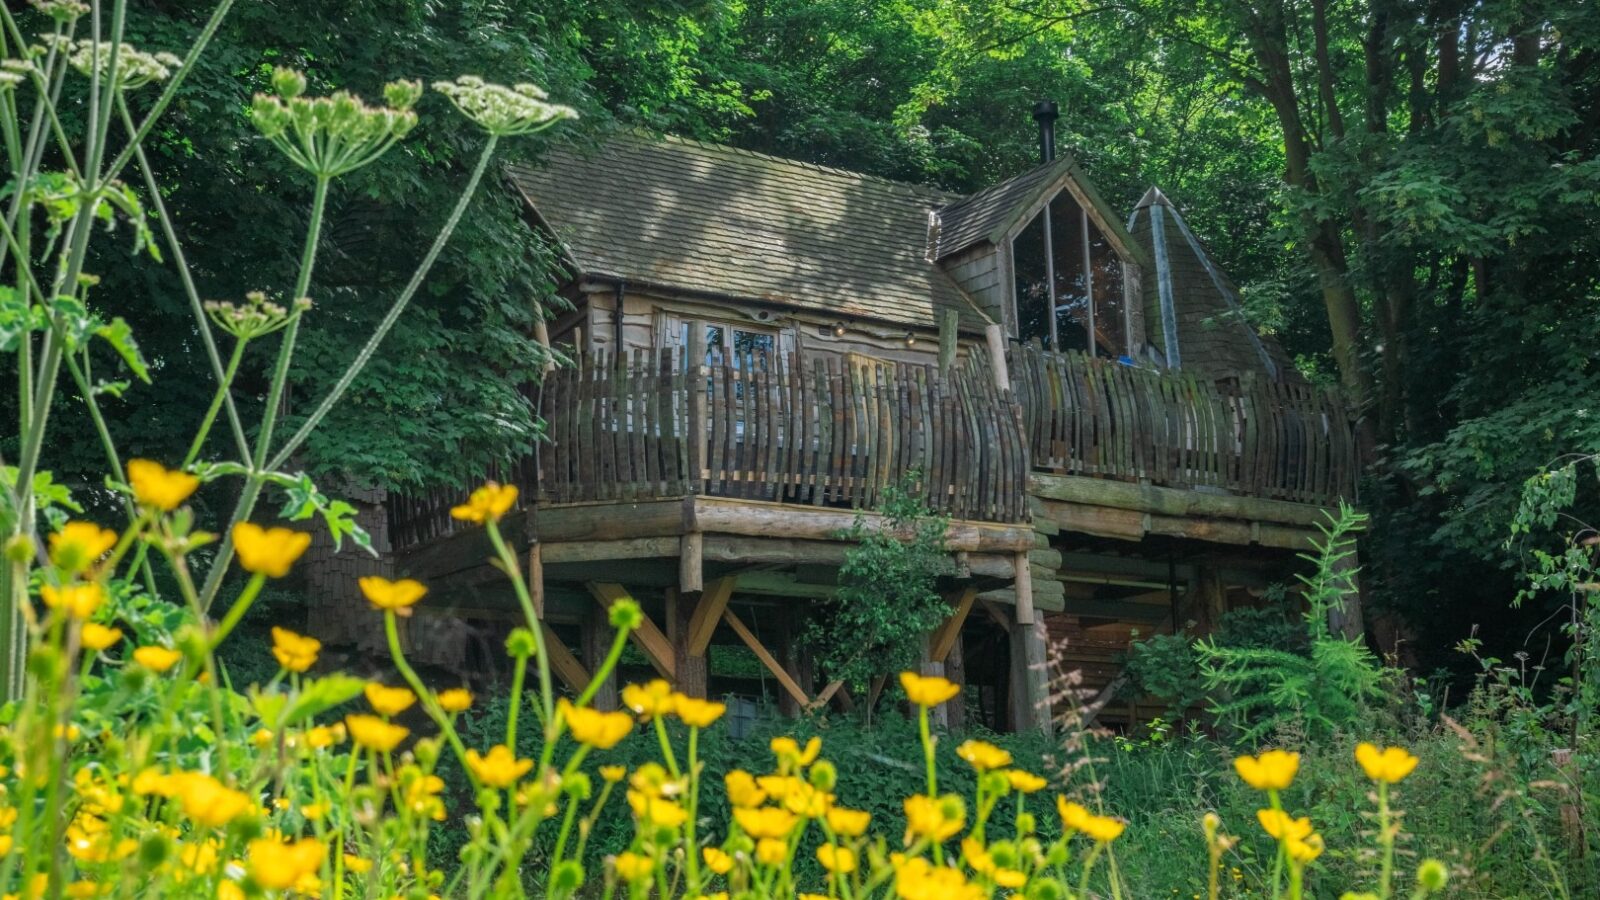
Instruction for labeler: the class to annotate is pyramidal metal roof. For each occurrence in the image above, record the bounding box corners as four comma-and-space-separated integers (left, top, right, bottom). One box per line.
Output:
1129, 187, 1298, 381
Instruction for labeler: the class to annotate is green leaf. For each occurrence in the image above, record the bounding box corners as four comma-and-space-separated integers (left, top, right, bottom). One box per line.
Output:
281, 674, 366, 726
94, 317, 151, 383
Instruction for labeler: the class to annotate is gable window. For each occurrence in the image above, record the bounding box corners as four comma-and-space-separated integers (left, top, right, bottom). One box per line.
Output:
1012, 190, 1128, 358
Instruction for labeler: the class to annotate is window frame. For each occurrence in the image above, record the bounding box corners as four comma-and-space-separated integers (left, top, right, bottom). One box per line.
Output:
1007, 185, 1135, 360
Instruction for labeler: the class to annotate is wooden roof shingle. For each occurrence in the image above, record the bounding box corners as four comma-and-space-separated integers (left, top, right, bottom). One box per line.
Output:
507, 132, 993, 332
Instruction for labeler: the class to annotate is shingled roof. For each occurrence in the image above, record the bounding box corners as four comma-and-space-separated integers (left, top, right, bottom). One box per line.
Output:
506, 132, 992, 332
1128, 187, 1298, 382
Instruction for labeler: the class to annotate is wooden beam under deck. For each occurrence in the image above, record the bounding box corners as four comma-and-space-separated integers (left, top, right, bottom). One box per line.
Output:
585, 582, 676, 679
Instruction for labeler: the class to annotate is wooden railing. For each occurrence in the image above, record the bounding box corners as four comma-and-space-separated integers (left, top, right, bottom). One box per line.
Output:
541, 348, 1030, 521
1006, 343, 1357, 506
388, 345, 1358, 551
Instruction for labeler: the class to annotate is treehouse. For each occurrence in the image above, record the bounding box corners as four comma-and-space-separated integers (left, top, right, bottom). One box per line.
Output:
305, 105, 1359, 733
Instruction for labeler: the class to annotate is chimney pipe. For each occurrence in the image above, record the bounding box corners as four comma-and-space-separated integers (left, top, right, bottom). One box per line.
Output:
1032, 100, 1059, 164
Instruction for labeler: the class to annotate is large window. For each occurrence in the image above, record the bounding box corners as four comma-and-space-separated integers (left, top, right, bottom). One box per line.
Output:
1012, 190, 1127, 358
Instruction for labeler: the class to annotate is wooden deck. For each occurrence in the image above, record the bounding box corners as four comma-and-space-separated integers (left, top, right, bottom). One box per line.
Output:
387, 346, 1355, 553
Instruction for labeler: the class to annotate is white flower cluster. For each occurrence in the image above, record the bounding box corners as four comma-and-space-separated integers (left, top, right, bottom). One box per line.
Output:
250, 68, 421, 178
30, 1, 90, 23
432, 76, 577, 137
0, 59, 35, 91
39, 36, 181, 91
204, 291, 310, 340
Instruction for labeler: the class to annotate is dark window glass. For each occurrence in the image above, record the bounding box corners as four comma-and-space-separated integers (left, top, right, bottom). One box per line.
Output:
1048, 193, 1090, 354
1088, 225, 1126, 358
1012, 210, 1051, 346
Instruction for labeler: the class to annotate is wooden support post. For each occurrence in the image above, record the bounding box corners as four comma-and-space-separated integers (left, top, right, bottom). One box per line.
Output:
723, 607, 810, 709
1195, 565, 1226, 633
777, 610, 806, 718
586, 583, 676, 680
686, 576, 735, 657
666, 588, 708, 699
946, 628, 967, 730
540, 623, 591, 693
534, 318, 555, 374
679, 532, 704, 593
529, 541, 545, 620
1013, 551, 1035, 625
1007, 607, 1053, 736
582, 607, 618, 711
1328, 540, 1367, 641
938, 309, 959, 376
984, 323, 1011, 391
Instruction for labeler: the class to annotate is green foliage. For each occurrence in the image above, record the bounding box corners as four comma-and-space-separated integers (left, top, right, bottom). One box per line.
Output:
803, 474, 955, 695
1196, 507, 1385, 740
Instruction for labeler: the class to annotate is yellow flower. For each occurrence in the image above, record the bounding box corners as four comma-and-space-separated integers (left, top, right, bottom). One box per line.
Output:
734, 805, 798, 840
1286, 831, 1324, 863
621, 679, 677, 718
559, 699, 634, 749
358, 575, 427, 612
676, 696, 726, 728
1081, 813, 1126, 843
1256, 809, 1315, 841
995, 868, 1027, 888
438, 688, 474, 713
1234, 749, 1300, 791
300, 803, 327, 821
126, 459, 199, 511
1355, 743, 1419, 784
817, 844, 857, 874
231, 523, 311, 578
133, 646, 181, 673
1005, 769, 1047, 793
364, 683, 416, 717
80, 623, 122, 651
64, 881, 98, 899
755, 838, 788, 866
466, 745, 534, 788
703, 846, 734, 874
627, 790, 689, 828
899, 671, 960, 707
782, 782, 832, 818
343, 854, 373, 874
893, 855, 984, 900
599, 765, 627, 783
450, 482, 519, 524
401, 770, 447, 821
247, 837, 326, 891
306, 723, 346, 749
170, 773, 253, 828
613, 851, 654, 882
1057, 797, 1092, 831
41, 583, 104, 619
826, 806, 871, 837
49, 522, 117, 574
270, 626, 320, 673
904, 794, 964, 844
725, 769, 767, 808
345, 714, 408, 752
770, 735, 823, 767
956, 739, 1012, 772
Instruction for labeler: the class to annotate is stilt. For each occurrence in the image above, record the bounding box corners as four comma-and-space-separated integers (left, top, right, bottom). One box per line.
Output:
946, 631, 967, 730
920, 636, 949, 731
582, 605, 618, 711
667, 588, 708, 699
1328, 539, 1366, 640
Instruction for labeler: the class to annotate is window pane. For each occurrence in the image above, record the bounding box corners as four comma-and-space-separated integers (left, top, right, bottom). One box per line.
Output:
732, 329, 774, 370
1012, 211, 1051, 346
1088, 223, 1126, 358
1048, 193, 1090, 354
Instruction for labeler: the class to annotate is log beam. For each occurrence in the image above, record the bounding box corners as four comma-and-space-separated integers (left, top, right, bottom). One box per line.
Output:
679, 532, 704, 593
686, 576, 735, 657
541, 623, 591, 693
586, 583, 675, 679
722, 607, 810, 709
929, 586, 978, 662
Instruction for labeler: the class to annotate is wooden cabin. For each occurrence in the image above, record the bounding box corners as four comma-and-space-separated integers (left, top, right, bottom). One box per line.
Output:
302, 111, 1358, 734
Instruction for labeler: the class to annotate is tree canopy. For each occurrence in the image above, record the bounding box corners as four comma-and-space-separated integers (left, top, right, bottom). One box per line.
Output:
12, 0, 1599, 675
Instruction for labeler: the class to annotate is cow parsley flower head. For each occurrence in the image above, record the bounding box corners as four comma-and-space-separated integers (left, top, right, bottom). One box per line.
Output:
0, 60, 35, 91
432, 76, 577, 136
42, 37, 181, 90
31, 1, 90, 23
204, 290, 306, 340
251, 68, 420, 178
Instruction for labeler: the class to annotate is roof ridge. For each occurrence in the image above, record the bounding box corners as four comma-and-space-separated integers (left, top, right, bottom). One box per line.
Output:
629, 129, 956, 200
